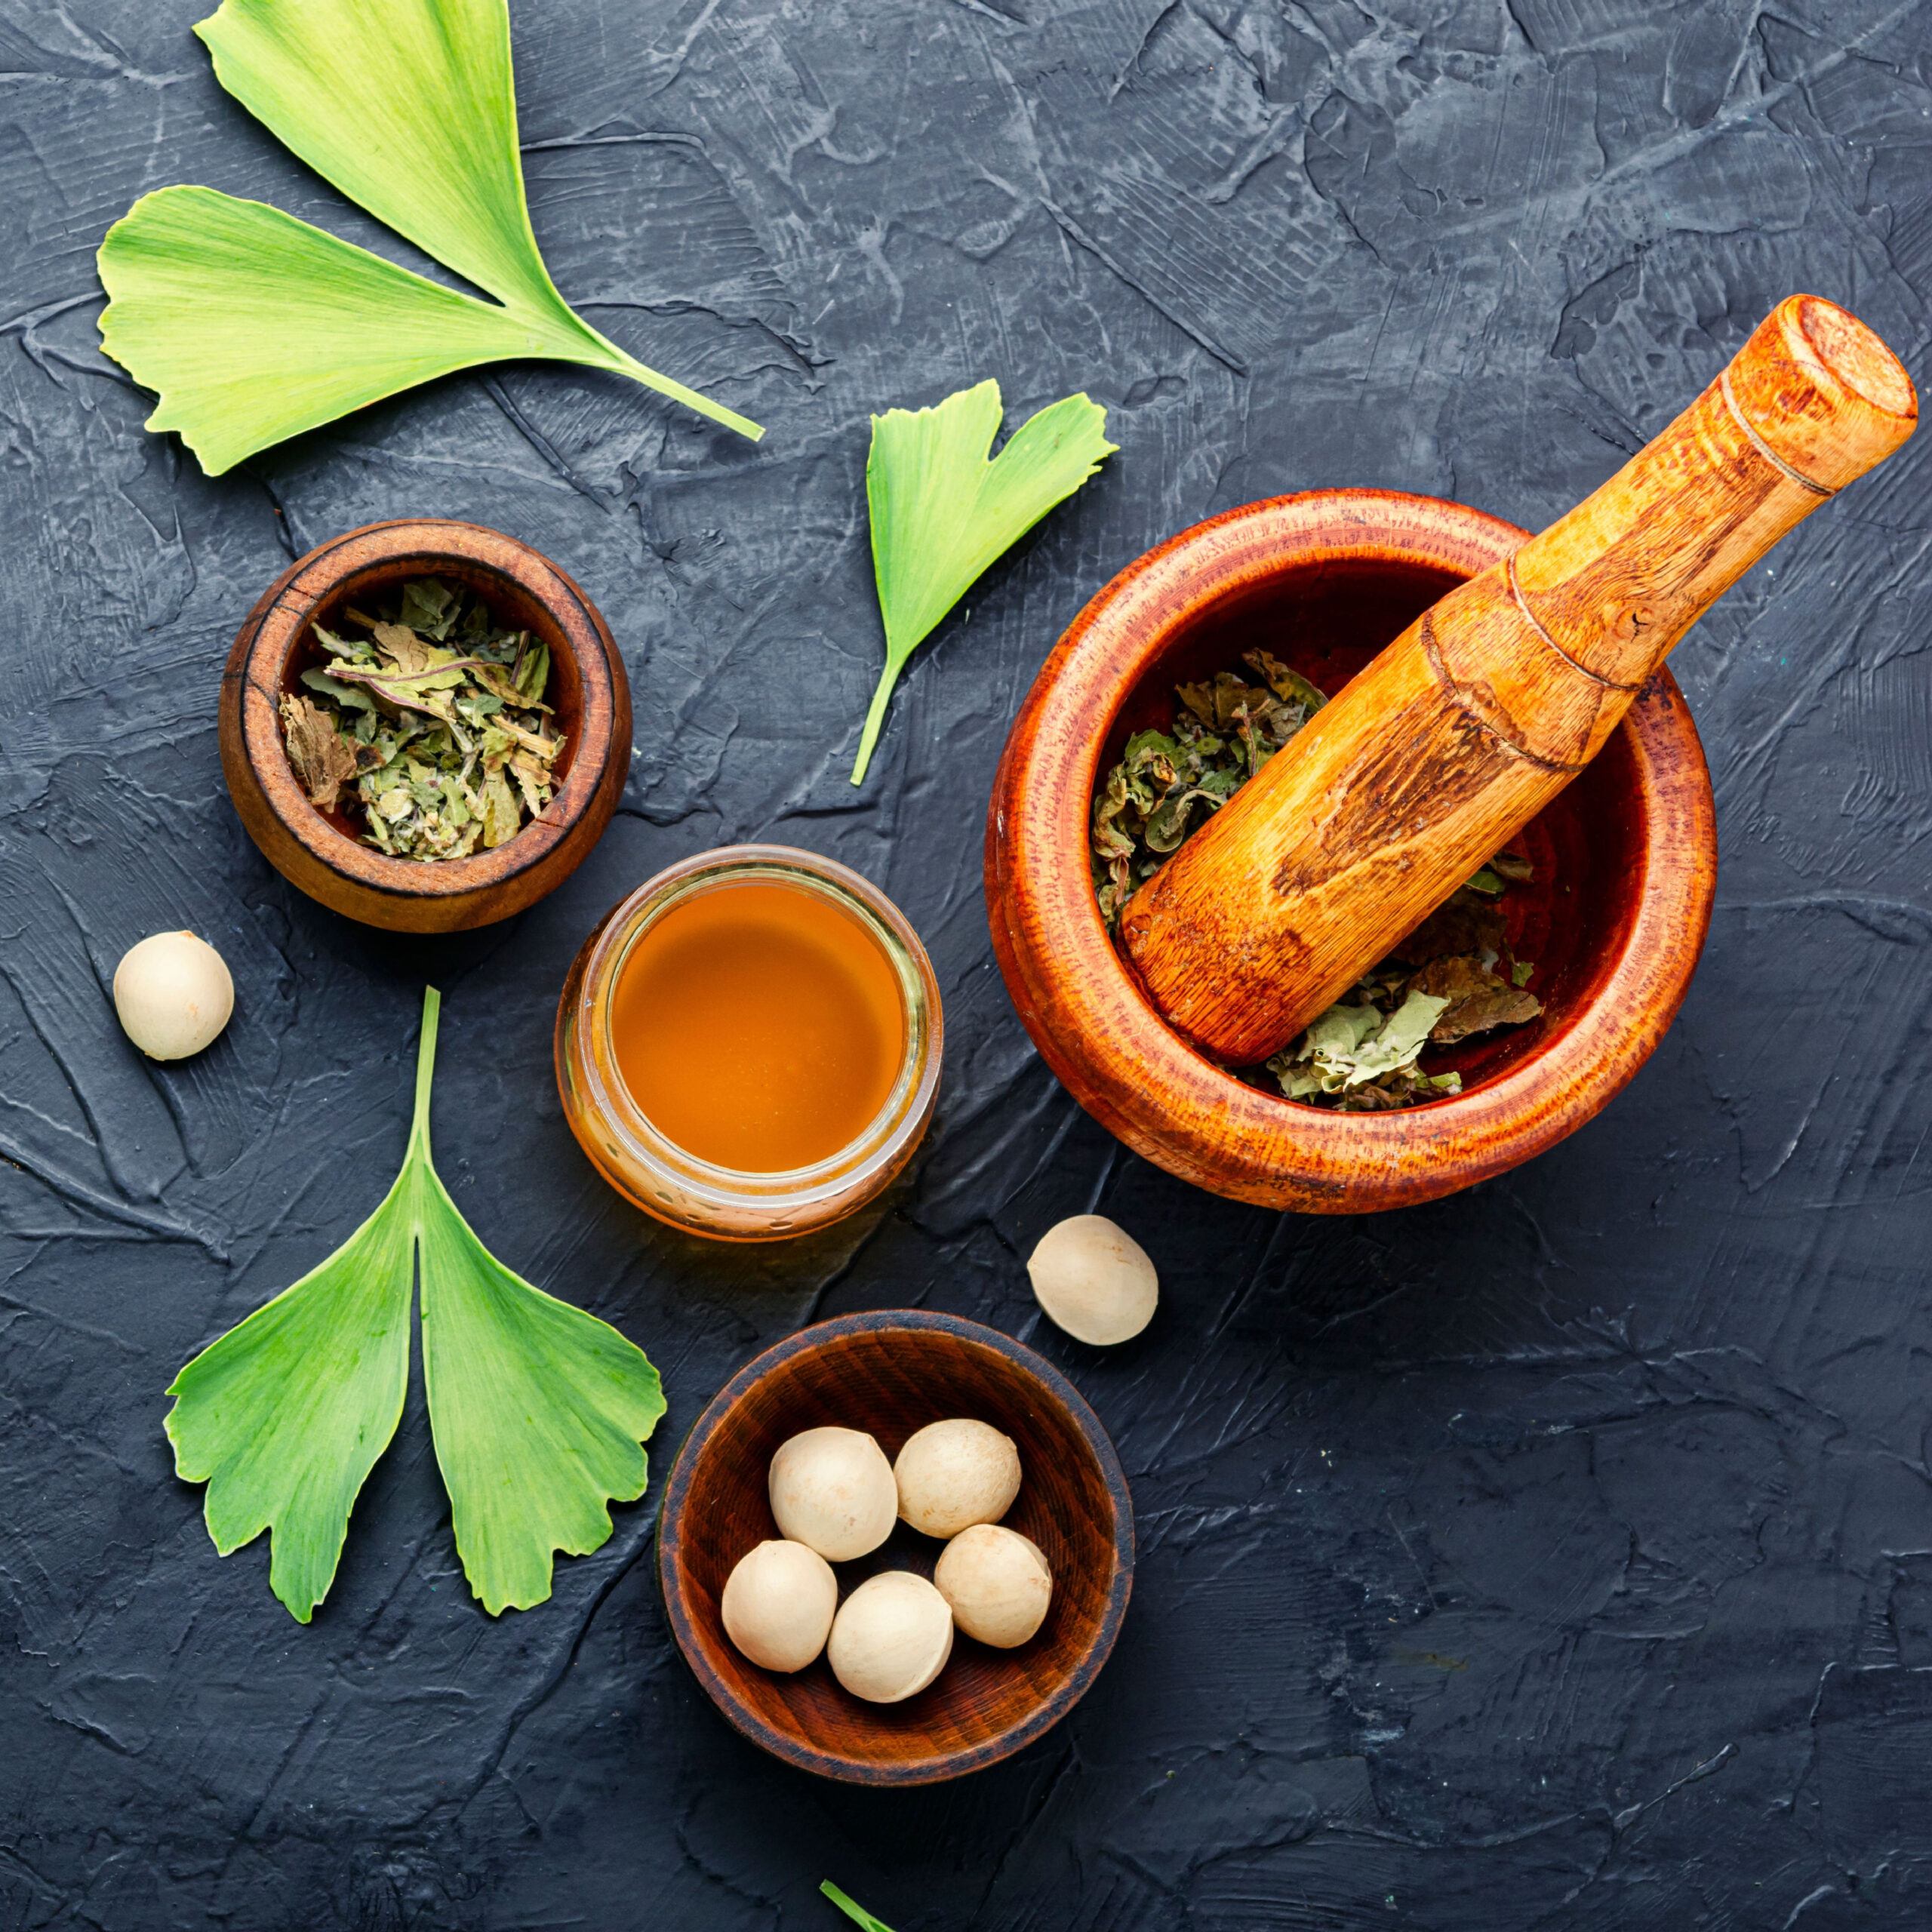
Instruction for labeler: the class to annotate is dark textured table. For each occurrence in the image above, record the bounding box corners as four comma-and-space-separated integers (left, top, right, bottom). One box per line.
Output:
5, 2, 1930, 1926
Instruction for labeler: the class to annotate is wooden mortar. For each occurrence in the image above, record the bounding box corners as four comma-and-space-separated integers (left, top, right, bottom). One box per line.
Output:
986, 490, 1716, 1211
987, 297, 1915, 1212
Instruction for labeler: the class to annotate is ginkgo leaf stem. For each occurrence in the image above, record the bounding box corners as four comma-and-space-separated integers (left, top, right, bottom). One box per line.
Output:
820, 1882, 897, 1932
410, 986, 439, 1159
592, 334, 765, 445
850, 661, 902, 786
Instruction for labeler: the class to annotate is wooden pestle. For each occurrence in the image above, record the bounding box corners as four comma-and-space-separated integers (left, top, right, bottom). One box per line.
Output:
1117, 295, 1918, 1068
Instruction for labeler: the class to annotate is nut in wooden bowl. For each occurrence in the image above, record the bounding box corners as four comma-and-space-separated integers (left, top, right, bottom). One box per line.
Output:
986, 488, 1718, 1214
220, 519, 629, 932
657, 1310, 1134, 1784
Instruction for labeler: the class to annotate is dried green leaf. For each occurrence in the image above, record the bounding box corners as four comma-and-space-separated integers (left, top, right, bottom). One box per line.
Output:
481, 771, 522, 849
1512, 958, 1537, 988
516, 640, 551, 703
1407, 954, 1544, 1044
1277, 989, 1449, 1095
1244, 648, 1329, 714
397, 579, 457, 639
280, 692, 359, 810
1091, 766, 1134, 862
1144, 786, 1221, 854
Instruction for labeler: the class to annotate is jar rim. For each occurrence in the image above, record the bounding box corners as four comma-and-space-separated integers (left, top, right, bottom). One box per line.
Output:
565, 844, 943, 1223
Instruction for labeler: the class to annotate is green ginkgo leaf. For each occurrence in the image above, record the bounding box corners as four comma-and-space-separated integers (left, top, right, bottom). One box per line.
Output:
97, 0, 761, 475
851, 379, 1115, 783
165, 1137, 416, 1624
165, 988, 665, 1623
195, 0, 566, 321
417, 1147, 666, 1618
820, 1883, 897, 1932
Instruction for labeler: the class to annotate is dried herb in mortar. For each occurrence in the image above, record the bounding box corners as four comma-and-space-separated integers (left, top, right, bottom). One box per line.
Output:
1091, 656, 1545, 1111
279, 577, 561, 863
1091, 648, 1325, 928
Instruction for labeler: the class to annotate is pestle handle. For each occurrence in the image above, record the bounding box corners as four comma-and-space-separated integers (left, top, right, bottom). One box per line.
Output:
1118, 296, 1917, 1068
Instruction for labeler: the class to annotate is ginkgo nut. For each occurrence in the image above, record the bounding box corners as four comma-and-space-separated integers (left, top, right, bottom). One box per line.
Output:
112, 931, 234, 1061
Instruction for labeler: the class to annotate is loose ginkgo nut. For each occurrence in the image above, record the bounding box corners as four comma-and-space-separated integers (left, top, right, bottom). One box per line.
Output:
768, 1426, 897, 1561
1026, 1214, 1158, 1345
826, 1571, 954, 1703
894, 1419, 1022, 1538
934, 1524, 1052, 1648
112, 931, 234, 1061
721, 1540, 838, 1672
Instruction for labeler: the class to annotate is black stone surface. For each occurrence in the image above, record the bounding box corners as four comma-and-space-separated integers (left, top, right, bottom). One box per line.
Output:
3, 1, 1930, 1926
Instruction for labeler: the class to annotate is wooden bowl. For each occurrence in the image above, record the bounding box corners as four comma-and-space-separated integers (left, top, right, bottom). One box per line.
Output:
986, 489, 1718, 1213
220, 519, 629, 932
657, 1311, 1134, 1785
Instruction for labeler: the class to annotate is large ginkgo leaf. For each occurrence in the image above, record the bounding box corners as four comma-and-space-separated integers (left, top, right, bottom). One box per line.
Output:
100, 188, 599, 478
97, 0, 761, 473
165, 989, 665, 1622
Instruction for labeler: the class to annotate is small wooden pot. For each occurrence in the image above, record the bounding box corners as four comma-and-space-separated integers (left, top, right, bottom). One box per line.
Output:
220, 520, 629, 932
658, 1311, 1134, 1785
986, 489, 1718, 1214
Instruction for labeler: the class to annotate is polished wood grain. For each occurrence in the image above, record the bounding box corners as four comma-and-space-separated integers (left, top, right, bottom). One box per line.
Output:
1119, 296, 1915, 1064
986, 489, 1718, 1214
219, 520, 630, 933
657, 1312, 1134, 1785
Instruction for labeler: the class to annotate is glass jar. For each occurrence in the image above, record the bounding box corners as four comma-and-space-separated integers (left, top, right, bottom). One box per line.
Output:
555, 844, 943, 1241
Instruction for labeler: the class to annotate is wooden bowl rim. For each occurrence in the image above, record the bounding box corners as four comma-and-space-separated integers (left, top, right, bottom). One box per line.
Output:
987, 487, 1718, 1211
229, 518, 620, 905
657, 1309, 1135, 1785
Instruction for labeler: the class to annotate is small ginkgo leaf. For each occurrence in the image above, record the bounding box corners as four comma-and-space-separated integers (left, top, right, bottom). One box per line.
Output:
165, 987, 665, 1623
165, 1115, 417, 1625
851, 379, 1115, 783
96, 0, 761, 474
418, 1171, 666, 1617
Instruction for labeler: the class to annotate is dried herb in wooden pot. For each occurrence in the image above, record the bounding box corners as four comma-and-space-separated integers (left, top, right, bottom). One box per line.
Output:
278, 576, 562, 862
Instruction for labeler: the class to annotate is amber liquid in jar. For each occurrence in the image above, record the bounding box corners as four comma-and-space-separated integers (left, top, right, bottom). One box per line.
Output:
608, 878, 906, 1173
